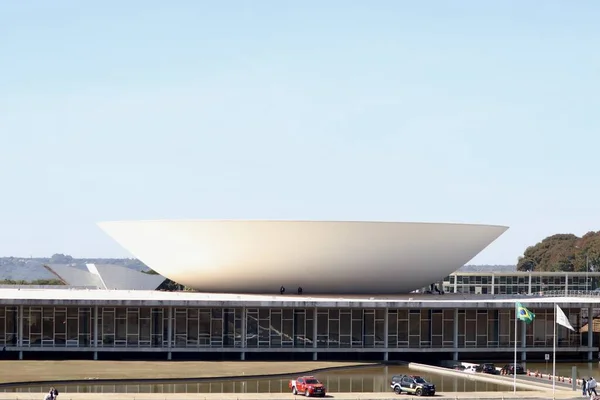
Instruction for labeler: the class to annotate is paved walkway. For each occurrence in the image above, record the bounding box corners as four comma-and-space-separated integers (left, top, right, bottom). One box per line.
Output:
0, 391, 585, 400
516, 373, 574, 389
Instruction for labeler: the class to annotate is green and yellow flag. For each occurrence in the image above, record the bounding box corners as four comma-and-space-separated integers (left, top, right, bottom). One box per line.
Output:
516, 302, 535, 324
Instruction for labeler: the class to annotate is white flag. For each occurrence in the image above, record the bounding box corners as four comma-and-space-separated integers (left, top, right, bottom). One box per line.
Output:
556, 305, 575, 331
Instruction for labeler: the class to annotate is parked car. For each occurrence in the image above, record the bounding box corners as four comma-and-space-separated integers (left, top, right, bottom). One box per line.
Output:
390, 374, 436, 396
451, 364, 465, 371
464, 365, 477, 373
480, 363, 498, 374
501, 363, 525, 375
289, 376, 326, 397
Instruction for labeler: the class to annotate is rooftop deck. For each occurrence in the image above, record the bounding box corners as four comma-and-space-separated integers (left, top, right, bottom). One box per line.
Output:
0, 288, 599, 308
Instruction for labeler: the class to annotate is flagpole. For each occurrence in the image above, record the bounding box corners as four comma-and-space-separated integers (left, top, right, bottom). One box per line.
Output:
514, 303, 517, 393
553, 303, 556, 397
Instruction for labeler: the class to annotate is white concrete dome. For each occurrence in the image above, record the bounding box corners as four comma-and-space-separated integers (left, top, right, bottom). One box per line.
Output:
98, 220, 507, 294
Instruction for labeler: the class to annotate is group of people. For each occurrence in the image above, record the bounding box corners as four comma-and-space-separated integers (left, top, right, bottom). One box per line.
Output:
582, 377, 598, 397
43, 387, 59, 400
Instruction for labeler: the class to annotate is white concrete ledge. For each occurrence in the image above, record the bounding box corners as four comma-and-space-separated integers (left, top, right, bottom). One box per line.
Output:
2, 288, 600, 309
407, 362, 570, 392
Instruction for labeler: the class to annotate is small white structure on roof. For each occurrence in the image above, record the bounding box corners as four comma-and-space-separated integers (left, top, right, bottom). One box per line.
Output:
43, 263, 166, 290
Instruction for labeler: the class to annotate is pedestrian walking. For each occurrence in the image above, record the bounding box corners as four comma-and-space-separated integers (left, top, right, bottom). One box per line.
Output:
588, 377, 597, 396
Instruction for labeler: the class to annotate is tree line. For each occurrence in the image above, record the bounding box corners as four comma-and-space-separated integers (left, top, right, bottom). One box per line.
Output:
517, 231, 600, 272
0, 279, 64, 285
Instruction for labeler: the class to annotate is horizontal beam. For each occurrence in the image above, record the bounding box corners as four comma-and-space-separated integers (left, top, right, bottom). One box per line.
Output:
6, 346, 595, 353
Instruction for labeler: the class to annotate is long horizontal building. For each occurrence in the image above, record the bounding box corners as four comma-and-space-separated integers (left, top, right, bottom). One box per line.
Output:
442, 271, 600, 295
0, 289, 597, 362
2, 219, 597, 363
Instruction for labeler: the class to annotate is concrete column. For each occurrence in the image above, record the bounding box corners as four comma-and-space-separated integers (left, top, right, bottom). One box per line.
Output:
453, 276, 458, 293
588, 305, 594, 361
167, 306, 173, 360
384, 365, 389, 388
453, 308, 459, 361
491, 275, 495, 295
18, 305, 23, 347
93, 305, 98, 360
521, 318, 527, 362
383, 307, 389, 361
565, 274, 569, 294
18, 305, 23, 360
312, 307, 318, 361
240, 307, 246, 361
528, 274, 532, 295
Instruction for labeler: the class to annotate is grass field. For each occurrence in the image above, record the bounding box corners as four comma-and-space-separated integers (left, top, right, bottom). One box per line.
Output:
0, 361, 366, 384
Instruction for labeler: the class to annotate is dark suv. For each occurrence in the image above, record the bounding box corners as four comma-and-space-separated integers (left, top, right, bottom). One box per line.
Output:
501, 363, 525, 375
390, 374, 436, 396
480, 363, 498, 374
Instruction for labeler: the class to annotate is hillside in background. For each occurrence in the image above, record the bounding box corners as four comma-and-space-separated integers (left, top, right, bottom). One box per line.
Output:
0, 254, 517, 283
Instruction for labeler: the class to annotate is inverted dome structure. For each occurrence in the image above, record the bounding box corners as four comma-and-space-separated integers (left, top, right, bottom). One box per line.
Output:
98, 220, 508, 295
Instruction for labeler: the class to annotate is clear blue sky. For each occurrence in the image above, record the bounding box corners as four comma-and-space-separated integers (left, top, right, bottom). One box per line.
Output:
1, 1, 599, 265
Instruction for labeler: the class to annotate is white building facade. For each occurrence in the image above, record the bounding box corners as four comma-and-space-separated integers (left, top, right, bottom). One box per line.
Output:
0, 289, 596, 363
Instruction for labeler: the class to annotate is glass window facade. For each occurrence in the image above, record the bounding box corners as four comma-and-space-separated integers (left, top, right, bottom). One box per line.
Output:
21, 306, 91, 347
448, 272, 600, 295
0, 306, 17, 346
315, 309, 385, 348
494, 276, 529, 295
568, 276, 593, 291
0, 305, 585, 351
455, 275, 494, 294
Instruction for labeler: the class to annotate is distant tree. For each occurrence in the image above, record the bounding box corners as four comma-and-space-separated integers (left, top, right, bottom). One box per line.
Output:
517, 231, 600, 272
143, 269, 159, 275
49, 253, 73, 264
0, 279, 64, 285
31, 279, 64, 285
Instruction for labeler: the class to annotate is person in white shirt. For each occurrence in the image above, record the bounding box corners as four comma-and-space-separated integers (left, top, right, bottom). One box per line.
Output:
588, 377, 597, 396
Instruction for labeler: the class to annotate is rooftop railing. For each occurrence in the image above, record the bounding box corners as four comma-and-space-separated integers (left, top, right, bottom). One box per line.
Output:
538, 289, 600, 298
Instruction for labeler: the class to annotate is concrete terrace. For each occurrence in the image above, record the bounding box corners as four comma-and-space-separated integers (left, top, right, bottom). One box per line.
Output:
0, 288, 598, 308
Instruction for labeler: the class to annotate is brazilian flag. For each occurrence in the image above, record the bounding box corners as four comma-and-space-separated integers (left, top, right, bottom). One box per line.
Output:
516, 302, 535, 324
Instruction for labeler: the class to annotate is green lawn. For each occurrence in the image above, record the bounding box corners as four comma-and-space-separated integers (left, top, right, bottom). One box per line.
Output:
0, 360, 366, 384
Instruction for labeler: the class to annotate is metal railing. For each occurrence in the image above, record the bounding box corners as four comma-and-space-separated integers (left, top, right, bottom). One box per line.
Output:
538, 290, 600, 298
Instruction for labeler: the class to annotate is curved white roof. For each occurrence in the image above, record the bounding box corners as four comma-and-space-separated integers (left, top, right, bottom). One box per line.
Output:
98, 220, 508, 294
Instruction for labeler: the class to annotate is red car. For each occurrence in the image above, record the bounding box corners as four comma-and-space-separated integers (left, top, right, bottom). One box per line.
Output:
289, 375, 327, 397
